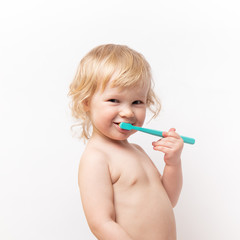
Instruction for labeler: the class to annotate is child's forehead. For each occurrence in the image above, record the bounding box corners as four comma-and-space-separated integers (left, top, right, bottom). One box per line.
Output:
100, 84, 148, 98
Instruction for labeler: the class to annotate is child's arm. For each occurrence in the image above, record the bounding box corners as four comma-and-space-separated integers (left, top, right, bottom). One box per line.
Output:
152, 128, 184, 207
79, 150, 134, 240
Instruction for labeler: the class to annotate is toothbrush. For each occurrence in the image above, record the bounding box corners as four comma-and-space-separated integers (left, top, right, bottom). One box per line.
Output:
119, 122, 195, 145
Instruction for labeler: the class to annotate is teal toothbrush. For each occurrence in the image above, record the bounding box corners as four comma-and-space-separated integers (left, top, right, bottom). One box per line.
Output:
119, 122, 195, 145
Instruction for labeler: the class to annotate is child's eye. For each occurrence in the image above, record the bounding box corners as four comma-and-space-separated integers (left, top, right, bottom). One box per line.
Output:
108, 99, 119, 103
133, 100, 143, 104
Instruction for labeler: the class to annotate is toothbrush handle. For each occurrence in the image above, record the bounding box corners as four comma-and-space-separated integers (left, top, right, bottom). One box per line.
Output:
179, 135, 195, 145
133, 126, 195, 145
133, 126, 163, 137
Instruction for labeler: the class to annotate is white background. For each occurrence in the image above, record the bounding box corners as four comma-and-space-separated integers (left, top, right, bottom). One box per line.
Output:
1, 0, 240, 239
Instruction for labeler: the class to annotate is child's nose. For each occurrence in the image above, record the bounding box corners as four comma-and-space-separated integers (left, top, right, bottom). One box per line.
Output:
119, 105, 134, 118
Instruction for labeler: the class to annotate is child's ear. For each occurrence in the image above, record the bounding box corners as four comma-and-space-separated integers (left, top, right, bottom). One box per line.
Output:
82, 98, 90, 112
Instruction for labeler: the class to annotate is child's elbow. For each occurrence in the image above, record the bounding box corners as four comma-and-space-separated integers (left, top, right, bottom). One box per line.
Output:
89, 219, 113, 238
171, 201, 177, 208
88, 220, 102, 235
170, 197, 179, 208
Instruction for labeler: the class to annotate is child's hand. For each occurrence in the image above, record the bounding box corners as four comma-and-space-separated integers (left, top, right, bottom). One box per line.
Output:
152, 128, 184, 166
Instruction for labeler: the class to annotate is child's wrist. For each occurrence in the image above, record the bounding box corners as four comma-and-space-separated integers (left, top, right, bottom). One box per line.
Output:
165, 158, 182, 167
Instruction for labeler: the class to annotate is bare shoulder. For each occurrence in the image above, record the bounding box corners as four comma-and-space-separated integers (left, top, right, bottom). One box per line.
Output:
131, 143, 147, 154
81, 144, 108, 162
78, 143, 112, 192
79, 144, 109, 173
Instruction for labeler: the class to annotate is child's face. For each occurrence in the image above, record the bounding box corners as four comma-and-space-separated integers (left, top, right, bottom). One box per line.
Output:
87, 82, 148, 141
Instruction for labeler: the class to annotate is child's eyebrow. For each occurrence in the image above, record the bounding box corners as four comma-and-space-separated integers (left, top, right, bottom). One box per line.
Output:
104, 93, 120, 98
104, 92, 123, 98
103, 89, 146, 100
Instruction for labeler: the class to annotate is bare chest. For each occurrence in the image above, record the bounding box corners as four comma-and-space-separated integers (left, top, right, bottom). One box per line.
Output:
108, 146, 161, 189
105, 145, 175, 240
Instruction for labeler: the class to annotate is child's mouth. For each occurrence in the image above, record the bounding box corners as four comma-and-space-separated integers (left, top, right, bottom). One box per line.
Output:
114, 122, 135, 128
114, 122, 122, 128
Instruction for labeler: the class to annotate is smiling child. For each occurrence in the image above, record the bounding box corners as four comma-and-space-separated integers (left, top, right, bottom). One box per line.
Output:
69, 44, 183, 240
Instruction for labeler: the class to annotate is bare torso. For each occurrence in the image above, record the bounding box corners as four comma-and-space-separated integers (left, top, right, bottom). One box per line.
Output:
107, 143, 176, 240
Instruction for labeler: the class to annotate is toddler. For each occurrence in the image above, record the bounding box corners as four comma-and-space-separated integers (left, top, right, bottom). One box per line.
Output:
69, 44, 183, 240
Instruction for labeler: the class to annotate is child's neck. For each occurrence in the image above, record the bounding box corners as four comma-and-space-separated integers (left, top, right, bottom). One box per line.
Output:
89, 131, 130, 147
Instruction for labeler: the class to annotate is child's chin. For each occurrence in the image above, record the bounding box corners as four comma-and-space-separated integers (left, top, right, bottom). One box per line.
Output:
110, 134, 130, 141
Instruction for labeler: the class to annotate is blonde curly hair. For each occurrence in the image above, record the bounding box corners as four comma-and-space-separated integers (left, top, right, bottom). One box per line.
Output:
68, 44, 161, 140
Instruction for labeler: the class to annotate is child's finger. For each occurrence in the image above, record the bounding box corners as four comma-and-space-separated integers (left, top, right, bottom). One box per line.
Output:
153, 145, 171, 153
164, 128, 181, 139
162, 131, 168, 138
152, 139, 173, 148
162, 128, 175, 137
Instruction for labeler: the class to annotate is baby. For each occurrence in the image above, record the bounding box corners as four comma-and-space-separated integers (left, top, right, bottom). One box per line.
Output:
69, 44, 183, 240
